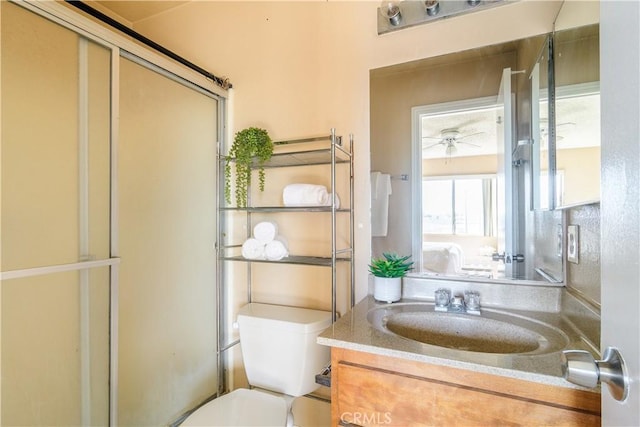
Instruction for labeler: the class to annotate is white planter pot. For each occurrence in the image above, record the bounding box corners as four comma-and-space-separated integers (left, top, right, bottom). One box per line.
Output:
373, 277, 402, 303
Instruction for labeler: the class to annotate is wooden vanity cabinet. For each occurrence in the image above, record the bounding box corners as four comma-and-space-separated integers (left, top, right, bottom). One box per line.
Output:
331, 348, 601, 427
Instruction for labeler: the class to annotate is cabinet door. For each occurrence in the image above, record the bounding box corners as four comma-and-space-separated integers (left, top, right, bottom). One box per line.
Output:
334, 361, 600, 427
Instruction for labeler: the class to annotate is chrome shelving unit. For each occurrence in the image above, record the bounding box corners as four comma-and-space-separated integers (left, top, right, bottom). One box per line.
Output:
216, 128, 354, 394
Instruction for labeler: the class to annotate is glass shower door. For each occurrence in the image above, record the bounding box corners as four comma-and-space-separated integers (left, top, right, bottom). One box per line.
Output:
1, 2, 112, 425
2, 3, 221, 425
117, 56, 218, 426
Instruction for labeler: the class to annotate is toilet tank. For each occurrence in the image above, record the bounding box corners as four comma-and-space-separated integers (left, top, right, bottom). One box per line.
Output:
237, 303, 332, 396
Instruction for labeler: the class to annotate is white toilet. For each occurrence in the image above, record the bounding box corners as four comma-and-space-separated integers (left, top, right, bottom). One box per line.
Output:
181, 303, 332, 426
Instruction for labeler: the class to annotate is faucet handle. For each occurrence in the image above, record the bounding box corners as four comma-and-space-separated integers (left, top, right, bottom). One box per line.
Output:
434, 288, 451, 310
464, 290, 481, 314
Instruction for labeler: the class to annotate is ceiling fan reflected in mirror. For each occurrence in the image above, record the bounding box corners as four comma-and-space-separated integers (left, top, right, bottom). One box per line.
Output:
422, 128, 485, 157
539, 118, 577, 148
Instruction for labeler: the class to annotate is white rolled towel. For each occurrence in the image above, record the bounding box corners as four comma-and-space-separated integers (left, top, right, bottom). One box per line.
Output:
265, 236, 289, 261
241, 238, 265, 260
283, 184, 330, 206
253, 221, 278, 244
329, 193, 341, 209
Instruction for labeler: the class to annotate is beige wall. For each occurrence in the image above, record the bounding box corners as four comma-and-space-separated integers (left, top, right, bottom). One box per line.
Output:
127, 0, 564, 301
558, 146, 600, 206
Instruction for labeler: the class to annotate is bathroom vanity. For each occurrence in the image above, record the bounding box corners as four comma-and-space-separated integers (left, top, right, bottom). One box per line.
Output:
318, 293, 601, 426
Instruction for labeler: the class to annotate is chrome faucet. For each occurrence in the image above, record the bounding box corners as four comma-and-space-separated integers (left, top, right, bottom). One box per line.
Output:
434, 289, 481, 315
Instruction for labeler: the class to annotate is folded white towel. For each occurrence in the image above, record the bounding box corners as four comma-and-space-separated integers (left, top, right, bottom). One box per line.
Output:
283, 184, 330, 206
241, 238, 265, 260
265, 236, 289, 261
253, 221, 278, 244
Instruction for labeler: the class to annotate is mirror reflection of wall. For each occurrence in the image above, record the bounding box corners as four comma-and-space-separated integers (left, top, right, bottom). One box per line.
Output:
531, 6, 600, 286
370, 34, 547, 281
554, 24, 600, 207
533, 24, 600, 212
532, 36, 553, 211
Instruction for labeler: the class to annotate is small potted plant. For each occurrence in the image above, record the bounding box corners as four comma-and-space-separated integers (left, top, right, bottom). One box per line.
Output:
224, 127, 273, 208
369, 252, 413, 303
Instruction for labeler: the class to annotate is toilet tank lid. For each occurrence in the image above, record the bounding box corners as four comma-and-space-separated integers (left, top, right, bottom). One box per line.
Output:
238, 303, 332, 333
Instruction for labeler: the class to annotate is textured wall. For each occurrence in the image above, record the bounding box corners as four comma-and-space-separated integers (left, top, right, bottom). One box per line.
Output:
566, 203, 601, 307
533, 209, 564, 282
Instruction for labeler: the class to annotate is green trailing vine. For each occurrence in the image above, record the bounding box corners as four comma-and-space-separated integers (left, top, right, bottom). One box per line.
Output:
224, 127, 273, 207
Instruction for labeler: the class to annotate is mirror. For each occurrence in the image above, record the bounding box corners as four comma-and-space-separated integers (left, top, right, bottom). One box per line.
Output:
533, 18, 600, 211
552, 23, 600, 208
370, 2, 599, 283
370, 34, 547, 281
531, 35, 554, 211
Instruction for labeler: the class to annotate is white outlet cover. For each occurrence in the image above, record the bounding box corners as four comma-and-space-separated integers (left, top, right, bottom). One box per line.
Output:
567, 225, 579, 264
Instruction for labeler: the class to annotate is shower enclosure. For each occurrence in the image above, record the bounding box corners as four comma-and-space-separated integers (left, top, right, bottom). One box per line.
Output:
1, 1, 225, 425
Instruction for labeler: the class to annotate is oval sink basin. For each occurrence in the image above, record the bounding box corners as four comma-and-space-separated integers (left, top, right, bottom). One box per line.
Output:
367, 303, 569, 355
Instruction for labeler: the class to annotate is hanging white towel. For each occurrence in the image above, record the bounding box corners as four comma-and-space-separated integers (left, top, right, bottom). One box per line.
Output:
265, 235, 289, 261
253, 221, 278, 244
283, 184, 330, 206
371, 172, 392, 237
241, 238, 265, 260
370, 171, 381, 200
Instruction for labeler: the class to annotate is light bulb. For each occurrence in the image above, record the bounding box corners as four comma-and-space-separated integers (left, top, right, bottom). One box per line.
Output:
425, 1, 440, 16
380, 1, 402, 26
445, 144, 457, 156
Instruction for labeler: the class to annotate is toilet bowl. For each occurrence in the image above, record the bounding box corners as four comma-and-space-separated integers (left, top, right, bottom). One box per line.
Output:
181, 303, 332, 426
180, 389, 289, 426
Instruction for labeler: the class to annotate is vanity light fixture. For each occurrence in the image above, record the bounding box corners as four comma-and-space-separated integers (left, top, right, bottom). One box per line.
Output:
377, 0, 509, 35
380, 1, 402, 26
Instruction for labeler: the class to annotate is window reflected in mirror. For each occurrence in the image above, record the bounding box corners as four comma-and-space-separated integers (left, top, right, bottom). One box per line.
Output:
415, 100, 505, 279
422, 176, 498, 276
423, 177, 497, 236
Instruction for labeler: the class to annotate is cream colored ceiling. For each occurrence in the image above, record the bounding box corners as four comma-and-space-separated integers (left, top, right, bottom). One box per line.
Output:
94, 1, 188, 23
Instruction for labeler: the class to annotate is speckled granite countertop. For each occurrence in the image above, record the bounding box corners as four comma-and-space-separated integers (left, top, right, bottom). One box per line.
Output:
318, 295, 597, 390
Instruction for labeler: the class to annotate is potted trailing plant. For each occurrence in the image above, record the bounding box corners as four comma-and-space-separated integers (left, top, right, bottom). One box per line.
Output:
369, 253, 413, 303
224, 127, 273, 208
